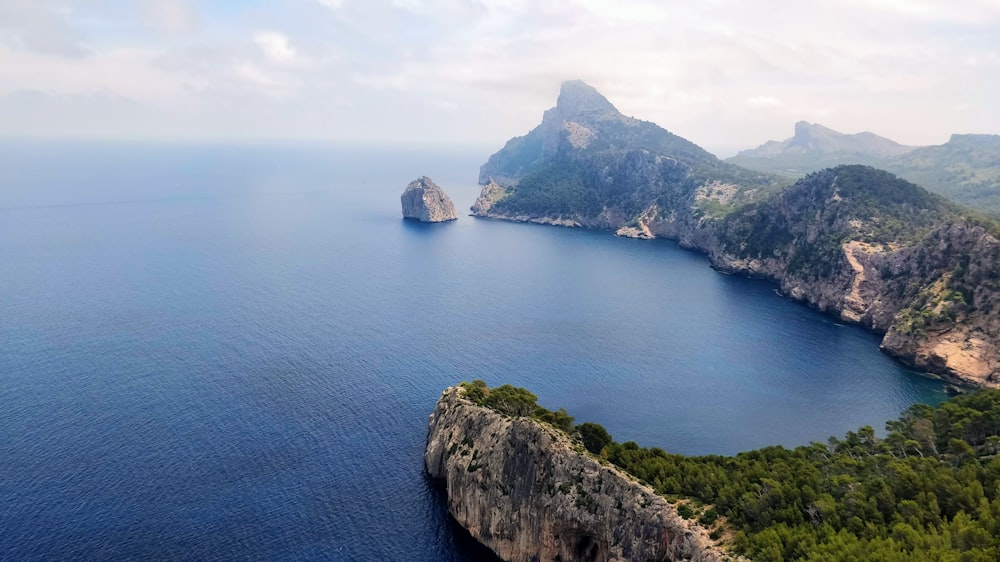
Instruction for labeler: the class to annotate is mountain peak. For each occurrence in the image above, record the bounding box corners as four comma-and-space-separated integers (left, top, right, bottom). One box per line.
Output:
793, 121, 840, 142
556, 80, 619, 117
793, 120, 813, 134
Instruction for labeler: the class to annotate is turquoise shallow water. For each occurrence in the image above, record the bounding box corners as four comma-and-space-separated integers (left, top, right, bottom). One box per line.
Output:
0, 141, 945, 560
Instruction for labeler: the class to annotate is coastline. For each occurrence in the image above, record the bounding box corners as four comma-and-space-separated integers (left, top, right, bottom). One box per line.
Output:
470, 210, 992, 389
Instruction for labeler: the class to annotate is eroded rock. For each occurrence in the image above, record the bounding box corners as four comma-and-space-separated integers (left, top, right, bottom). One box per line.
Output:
425, 386, 732, 562
401, 176, 458, 222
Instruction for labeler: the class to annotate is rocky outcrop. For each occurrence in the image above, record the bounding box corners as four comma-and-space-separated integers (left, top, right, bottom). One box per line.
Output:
401, 176, 458, 222
875, 223, 1000, 386
470, 179, 509, 216
425, 386, 730, 562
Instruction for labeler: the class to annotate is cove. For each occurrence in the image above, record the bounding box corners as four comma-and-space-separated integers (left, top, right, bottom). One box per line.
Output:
0, 142, 946, 560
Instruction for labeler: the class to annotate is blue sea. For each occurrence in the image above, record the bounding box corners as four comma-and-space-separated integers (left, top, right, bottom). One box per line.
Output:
0, 141, 945, 560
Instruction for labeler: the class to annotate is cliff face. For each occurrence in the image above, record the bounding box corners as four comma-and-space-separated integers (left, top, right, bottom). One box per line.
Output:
425, 386, 729, 562
470, 179, 509, 216
471, 81, 1000, 387
401, 176, 458, 222
876, 223, 1000, 385
706, 167, 1000, 386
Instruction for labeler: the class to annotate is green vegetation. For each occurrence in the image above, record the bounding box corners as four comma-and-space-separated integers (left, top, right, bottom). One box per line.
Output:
716, 165, 976, 279
460, 381, 1000, 561
602, 391, 1000, 561
484, 103, 786, 223
578, 422, 613, 455
459, 380, 575, 433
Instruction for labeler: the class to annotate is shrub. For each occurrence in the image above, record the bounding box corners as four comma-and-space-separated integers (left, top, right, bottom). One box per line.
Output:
459, 379, 489, 404
483, 384, 538, 417
536, 407, 575, 433
578, 422, 613, 455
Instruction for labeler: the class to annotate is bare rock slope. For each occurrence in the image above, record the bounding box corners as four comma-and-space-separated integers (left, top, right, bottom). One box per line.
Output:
425, 386, 731, 562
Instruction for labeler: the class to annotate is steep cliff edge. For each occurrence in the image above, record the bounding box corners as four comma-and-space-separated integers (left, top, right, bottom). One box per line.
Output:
425, 386, 731, 562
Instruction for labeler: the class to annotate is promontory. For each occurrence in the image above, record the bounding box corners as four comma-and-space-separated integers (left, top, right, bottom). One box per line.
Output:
425, 383, 728, 562
471, 80, 1000, 387
401, 176, 458, 222
428, 381, 1000, 561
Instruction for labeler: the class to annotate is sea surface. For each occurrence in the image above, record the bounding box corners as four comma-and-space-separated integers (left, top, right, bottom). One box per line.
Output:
0, 141, 946, 560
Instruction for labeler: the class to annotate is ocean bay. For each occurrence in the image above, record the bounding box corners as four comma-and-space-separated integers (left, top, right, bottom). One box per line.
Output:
0, 142, 946, 560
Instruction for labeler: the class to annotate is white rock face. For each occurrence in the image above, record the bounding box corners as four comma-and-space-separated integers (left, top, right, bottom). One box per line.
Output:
424, 386, 732, 562
401, 176, 458, 222
469, 179, 508, 216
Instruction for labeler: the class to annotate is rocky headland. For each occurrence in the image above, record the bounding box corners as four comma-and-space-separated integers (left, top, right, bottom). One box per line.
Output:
471, 80, 1000, 387
425, 385, 730, 562
401, 176, 458, 222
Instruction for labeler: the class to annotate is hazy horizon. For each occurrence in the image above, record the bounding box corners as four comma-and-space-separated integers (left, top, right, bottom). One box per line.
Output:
2, 0, 999, 156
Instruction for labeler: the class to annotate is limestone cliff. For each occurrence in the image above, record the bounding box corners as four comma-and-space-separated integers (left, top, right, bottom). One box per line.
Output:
470, 179, 509, 216
401, 176, 458, 222
876, 223, 1000, 385
424, 386, 731, 562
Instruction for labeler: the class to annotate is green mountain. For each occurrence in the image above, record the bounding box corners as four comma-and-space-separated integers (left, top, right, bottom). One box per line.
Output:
474, 82, 1000, 386
727, 125, 1000, 217
890, 135, 1000, 215
477, 80, 787, 228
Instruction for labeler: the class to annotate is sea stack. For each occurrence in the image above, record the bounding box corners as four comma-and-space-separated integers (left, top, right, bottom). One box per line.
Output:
401, 176, 458, 222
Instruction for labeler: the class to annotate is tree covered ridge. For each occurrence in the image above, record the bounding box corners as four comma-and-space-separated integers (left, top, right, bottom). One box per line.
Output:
716, 165, 964, 264
457, 381, 1000, 561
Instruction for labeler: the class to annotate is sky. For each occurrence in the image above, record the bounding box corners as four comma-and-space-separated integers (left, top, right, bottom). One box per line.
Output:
1, 0, 999, 156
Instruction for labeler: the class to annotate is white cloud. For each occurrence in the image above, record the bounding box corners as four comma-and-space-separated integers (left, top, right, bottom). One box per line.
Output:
0, 0, 87, 56
313, 0, 345, 10
254, 32, 296, 63
0, 0, 997, 147
745, 96, 784, 108
142, 0, 198, 34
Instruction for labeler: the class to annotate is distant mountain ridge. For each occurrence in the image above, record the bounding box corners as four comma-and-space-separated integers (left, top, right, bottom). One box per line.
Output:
728, 124, 1000, 216
736, 121, 914, 159
473, 81, 1000, 386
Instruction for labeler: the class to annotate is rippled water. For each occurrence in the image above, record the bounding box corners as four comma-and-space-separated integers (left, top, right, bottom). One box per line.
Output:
0, 141, 945, 560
